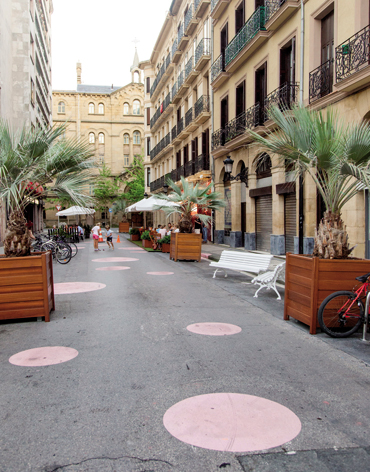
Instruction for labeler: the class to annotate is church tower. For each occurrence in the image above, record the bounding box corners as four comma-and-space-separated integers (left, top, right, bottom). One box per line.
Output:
130, 48, 141, 83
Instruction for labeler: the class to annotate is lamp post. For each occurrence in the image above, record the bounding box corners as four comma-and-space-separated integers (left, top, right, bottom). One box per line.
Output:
143, 192, 149, 228
163, 183, 169, 195
144, 192, 149, 199
223, 156, 248, 186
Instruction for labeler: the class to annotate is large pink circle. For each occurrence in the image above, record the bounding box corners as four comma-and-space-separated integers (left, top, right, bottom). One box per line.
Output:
95, 266, 131, 271
163, 393, 301, 452
91, 257, 139, 262
9, 346, 78, 367
187, 323, 241, 336
54, 282, 106, 294
147, 272, 174, 275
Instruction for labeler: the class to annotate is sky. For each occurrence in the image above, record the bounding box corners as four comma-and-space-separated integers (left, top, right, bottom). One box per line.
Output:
51, 0, 172, 91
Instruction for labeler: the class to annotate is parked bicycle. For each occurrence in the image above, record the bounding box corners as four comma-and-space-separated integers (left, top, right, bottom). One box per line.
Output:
32, 235, 72, 264
318, 272, 370, 337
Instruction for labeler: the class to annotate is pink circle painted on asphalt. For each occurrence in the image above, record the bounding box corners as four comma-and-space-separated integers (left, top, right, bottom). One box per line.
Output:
91, 257, 139, 262
163, 393, 301, 452
96, 266, 131, 271
54, 282, 106, 294
118, 247, 144, 250
187, 322, 241, 336
147, 272, 174, 275
9, 346, 78, 367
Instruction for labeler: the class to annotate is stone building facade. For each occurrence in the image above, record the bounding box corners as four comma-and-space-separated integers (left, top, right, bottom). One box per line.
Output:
211, 0, 370, 259
50, 55, 145, 225
140, 0, 212, 229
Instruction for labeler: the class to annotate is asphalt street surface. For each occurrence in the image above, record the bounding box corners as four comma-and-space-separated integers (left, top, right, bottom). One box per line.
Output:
1, 235, 370, 472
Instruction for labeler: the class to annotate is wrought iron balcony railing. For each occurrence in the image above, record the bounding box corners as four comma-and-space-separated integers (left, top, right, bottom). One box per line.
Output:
212, 128, 225, 149
165, 52, 171, 70
171, 169, 177, 182
194, 0, 201, 12
177, 117, 184, 135
150, 132, 172, 161
224, 103, 260, 142
225, 6, 266, 67
195, 38, 211, 65
211, 0, 219, 12
172, 82, 178, 99
185, 160, 195, 177
336, 24, 370, 82
196, 153, 210, 172
265, 0, 286, 23
150, 92, 172, 129
309, 59, 334, 103
185, 107, 193, 127
177, 23, 184, 45
150, 181, 155, 193
194, 95, 210, 118
176, 165, 185, 181
171, 125, 177, 141
185, 3, 194, 32
185, 56, 194, 79
211, 54, 224, 82
150, 53, 173, 97
150, 108, 160, 129
264, 82, 299, 121
178, 70, 184, 89
172, 38, 178, 58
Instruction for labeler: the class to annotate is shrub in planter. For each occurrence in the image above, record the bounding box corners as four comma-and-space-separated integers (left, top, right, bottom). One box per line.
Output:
159, 235, 171, 253
141, 230, 152, 248
129, 227, 140, 241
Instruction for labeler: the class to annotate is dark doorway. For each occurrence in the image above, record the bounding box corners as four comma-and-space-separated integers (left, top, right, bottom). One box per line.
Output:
255, 63, 267, 125
235, 1, 245, 35
220, 97, 228, 146
280, 38, 296, 86
255, 0, 264, 8
236, 80, 245, 117
176, 150, 181, 168
202, 129, 210, 169
183, 144, 188, 164
220, 23, 228, 70
321, 10, 334, 95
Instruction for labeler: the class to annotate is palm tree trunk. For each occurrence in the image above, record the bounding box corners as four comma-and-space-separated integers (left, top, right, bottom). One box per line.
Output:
4, 210, 32, 257
313, 211, 351, 259
179, 215, 193, 233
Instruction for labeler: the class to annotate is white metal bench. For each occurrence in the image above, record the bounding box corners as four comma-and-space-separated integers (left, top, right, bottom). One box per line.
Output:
210, 251, 273, 279
251, 262, 286, 300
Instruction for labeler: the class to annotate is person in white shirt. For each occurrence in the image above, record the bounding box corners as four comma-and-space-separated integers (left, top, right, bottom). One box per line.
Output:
173, 224, 179, 233
159, 225, 167, 238
91, 223, 101, 251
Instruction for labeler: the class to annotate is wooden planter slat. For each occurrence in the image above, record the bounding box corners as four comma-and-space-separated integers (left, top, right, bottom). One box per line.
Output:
170, 233, 202, 262
0, 252, 54, 322
284, 253, 370, 334
119, 222, 130, 233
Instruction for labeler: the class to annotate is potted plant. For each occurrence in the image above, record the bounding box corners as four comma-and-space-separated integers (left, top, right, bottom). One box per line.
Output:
129, 227, 140, 241
0, 122, 94, 322
155, 177, 225, 262
250, 105, 370, 333
159, 235, 171, 253
140, 229, 152, 248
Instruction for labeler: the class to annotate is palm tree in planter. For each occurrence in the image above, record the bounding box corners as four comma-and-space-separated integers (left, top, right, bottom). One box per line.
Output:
0, 122, 94, 322
155, 177, 225, 261
250, 105, 370, 333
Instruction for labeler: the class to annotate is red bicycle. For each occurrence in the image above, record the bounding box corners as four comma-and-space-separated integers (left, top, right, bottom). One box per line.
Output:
318, 272, 370, 337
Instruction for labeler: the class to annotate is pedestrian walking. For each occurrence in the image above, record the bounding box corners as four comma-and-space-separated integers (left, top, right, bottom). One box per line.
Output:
91, 222, 101, 251
106, 225, 114, 250
202, 221, 208, 244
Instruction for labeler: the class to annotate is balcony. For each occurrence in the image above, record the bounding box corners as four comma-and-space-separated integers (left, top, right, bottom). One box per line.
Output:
195, 38, 211, 70
335, 24, 370, 93
211, 54, 230, 88
211, 0, 230, 20
185, 56, 199, 84
175, 70, 191, 103
171, 125, 178, 142
264, 82, 299, 121
172, 118, 184, 145
185, 160, 195, 177
196, 153, 210, 172
185, 107, 198, 132
265, 0, 300, 32
176, 165, 185, 182
150, 52, 173, 100
171, 169, 177, 182
172, 38, 181, 64
224, 104, 260, 145
177, 22, 190, 51
195, 0, 210, 18
212, 128, 225, 150
150, 92, 172, 130
150, 132, 172, 162
225, 7, 269, 73
194, 95, 210, 124
185, 3, 199, 35
309, 59, 334, 104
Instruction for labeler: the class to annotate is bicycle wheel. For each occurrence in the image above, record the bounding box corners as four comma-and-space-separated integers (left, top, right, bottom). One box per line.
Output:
55, 246, 71, 264
68, 242, 78, 258
318, 291, 364, 338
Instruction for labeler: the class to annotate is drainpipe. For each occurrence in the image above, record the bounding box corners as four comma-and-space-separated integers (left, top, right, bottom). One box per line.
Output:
211, 18, 215, 243
298, 0, 304, 254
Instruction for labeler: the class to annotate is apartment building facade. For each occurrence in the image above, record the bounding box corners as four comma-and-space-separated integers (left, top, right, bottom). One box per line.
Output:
140, 0, 213, 229
211, 0, 370, 258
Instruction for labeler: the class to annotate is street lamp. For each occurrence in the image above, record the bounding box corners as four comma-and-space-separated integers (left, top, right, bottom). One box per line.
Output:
223, 156, 248, 186
163, 183, 169, 195
144, 192, 149, 199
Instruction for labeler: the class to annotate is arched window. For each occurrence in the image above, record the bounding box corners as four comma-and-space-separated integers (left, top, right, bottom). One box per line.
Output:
98, 132, 105, 144
88, 103, 95, 114
123, 103, 129, 115
123, 133, 130, 144
98, 103, 104, 114
256, 153, 272, 179
133, 131, 141, 144
89, 132, 95, 144
133, 100, 141, 115
58, 101, 65, 113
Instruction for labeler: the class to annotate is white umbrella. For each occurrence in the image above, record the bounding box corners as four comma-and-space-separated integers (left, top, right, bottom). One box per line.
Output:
56, 206, 95, 216
125, 202, 138, 212
135, 196, 178, 211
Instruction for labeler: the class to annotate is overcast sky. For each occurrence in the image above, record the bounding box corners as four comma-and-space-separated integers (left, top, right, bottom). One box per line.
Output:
51, 0, 172, 91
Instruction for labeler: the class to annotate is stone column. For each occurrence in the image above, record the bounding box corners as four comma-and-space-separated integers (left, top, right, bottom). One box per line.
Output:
271, 163, 285, 255
230, 180, 242, 247
214, 182, 225, 244
245, 172, 256, 250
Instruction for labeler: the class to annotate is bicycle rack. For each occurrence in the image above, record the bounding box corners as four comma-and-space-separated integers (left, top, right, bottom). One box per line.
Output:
362, 291, 370, 342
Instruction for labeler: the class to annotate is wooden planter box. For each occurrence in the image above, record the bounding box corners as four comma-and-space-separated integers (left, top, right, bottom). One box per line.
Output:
119, 222, 130, 233
130, 234, 140, 241
0, 251, 55, 322
284, 253, 370, 334
142, 239, 152, 248
170, 233, 202, 262
161, 243, 171, 253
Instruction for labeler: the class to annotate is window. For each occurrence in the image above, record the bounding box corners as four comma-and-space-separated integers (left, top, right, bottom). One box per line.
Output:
30, 34, 35, 63
124, 155, 130, 166
88, 103, 95, 114
123, 103, 129, 115
147, 167, 151, 186
133, 100, 141, 115
58, 101, 65, 113
147, 137, 151, 155
235, 1, 245, 35
98, 133, 105, 144
134, 71, 140, 83
256, 153, 272, 179
133, 131, 141, 144
30, 79, 35, 106
98, 103, 104, 114
146, 77, 150, 94
123, 133, 129, 144
89, 132, 95, 144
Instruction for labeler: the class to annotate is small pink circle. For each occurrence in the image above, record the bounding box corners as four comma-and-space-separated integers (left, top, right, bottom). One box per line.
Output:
9, 346, 78, 367
92, 257, 139, 262
147, 272, 174, 275
187, 323, 241, 336
96, 266, 131, 271
163, 393, 301, 452
54, 282, 106, 294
